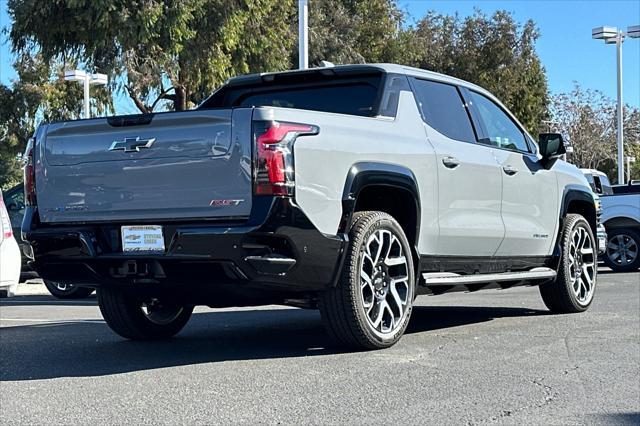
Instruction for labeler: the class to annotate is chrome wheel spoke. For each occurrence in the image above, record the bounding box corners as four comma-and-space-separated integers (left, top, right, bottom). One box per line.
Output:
568, 224, 596, 305
360, 226, 411, 335
385, 256, 407, 267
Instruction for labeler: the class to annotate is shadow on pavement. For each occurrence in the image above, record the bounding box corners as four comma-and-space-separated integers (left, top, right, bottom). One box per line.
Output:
0, 305, 546, 381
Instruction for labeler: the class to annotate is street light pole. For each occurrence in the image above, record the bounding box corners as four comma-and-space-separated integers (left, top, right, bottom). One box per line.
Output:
83, 74, 91, 119
64, 70, 108, 119
592, 25, 640, 185
615, 30, 624, 185
298, 0, 309, 69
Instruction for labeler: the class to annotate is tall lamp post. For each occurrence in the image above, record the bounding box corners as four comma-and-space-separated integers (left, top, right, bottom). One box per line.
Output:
591, 25, 640, 185
64, 70, 108, 119
298, 0, 309, 69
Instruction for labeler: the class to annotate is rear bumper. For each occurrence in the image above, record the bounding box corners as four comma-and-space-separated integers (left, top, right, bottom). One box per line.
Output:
23, 197, 346, 296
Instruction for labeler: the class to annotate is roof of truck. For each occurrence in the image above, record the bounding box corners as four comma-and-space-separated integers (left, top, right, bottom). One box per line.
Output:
226, 63, 488, 94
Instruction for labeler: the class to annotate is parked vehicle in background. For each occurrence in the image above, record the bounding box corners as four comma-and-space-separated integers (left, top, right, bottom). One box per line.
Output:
582, 170, 640, 272
3, 183, 94, 298
581, 169, 613, 195
0, 190, 21, 297
24, 64, 601, 349
2, 184, 29, 269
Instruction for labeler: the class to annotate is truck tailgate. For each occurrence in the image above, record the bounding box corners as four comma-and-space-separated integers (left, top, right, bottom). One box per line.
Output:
36, 109, 253, 223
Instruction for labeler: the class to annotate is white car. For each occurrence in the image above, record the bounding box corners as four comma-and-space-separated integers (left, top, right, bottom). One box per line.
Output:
0, 190, 21, 297
582, 169, 640, 272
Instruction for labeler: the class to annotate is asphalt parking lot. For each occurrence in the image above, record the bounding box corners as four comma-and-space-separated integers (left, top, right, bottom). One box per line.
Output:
1, 271, 638, 425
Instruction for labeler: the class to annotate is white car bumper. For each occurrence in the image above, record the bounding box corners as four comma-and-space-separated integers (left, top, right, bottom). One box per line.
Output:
0, 236, 21, 296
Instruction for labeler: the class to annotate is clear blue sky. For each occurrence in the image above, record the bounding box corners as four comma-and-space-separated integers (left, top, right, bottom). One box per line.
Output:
1, 0, 639, 113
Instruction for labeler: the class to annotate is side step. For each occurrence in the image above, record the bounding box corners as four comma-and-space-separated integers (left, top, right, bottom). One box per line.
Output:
422, 267, 556, 286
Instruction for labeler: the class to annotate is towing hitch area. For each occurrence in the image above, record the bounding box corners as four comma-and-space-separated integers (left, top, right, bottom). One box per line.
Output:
111, 260, 167, 281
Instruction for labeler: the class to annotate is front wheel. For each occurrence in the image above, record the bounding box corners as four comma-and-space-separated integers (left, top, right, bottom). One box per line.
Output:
540, 214, 597, 313
603, 228, 640, 272
97, 287, 193, 340
43, 279, 94, 299
319, 211, 415, 350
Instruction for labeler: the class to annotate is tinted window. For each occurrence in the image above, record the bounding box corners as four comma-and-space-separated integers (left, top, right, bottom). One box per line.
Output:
584, 173, 597, 192
599, 175, 613, 195
200, 74, 384, 117
469, 91, 529, 152
412, 79, 476, 143
235, 83, 379, 117
3, 185, 25, 229
593, 176, 604, 194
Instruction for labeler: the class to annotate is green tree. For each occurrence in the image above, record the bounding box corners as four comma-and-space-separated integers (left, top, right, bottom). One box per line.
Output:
305, 0, 403, 65
9, 0, 296, 112
398, 10, 549, 132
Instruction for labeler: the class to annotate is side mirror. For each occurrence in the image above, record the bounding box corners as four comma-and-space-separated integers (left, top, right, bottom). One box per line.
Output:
538, 133, 566, 160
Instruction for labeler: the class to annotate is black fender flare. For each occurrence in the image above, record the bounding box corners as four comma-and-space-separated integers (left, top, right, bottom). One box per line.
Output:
560, 185, 597, 228
339, 162, 421, 238
551, 185, 597, 268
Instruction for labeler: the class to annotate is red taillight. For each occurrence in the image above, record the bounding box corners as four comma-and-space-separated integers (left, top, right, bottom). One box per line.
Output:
24, 139, 36, 206
254, 121, 318, 196
0, 199, 12, 239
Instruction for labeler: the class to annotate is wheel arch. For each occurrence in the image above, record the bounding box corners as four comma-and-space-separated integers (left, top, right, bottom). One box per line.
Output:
340, 162, 421, 250
603, 216, 640, 231
560, 186, 597, 233
551, 186, 598, 268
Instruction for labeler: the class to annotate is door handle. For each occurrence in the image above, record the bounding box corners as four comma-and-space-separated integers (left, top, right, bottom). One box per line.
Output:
442, 156, 460, 169
503, 165, 518, 175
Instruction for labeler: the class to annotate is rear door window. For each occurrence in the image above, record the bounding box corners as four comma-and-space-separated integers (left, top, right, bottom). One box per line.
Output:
411, 78, 476, 143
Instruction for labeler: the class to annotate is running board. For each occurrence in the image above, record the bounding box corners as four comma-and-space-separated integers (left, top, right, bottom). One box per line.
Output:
422, 267, 556, 286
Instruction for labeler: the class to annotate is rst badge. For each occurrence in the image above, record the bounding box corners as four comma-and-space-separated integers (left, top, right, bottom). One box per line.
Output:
210, 199, 245, 207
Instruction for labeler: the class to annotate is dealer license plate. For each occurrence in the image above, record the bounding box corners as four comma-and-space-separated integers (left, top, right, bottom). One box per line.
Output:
121, 225, 165, 253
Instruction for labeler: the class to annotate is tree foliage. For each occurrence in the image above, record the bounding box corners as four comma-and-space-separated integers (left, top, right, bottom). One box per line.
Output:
397, 10, 549, 132
305, 0, 403, 65
550, 84, 640, 183
9, 0, 297, 112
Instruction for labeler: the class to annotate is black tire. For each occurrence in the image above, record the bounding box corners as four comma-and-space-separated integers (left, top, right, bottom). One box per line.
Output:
43, 279, 94, 299
319, 211, 415, 350
97, 287, 193, 340
603, 228, 640, 272
540, 214, 597, 313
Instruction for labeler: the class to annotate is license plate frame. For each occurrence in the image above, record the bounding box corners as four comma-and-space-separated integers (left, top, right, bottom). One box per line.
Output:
121, 225, 165, 253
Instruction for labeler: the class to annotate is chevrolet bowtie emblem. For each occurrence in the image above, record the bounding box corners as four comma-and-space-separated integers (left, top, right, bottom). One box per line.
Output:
109, 137, 156, 152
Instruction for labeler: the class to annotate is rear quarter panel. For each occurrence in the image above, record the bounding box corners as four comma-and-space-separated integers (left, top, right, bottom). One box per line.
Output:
254, 91, 439, 254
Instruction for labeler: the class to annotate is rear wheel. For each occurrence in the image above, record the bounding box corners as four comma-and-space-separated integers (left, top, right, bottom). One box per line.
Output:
319, 211, 415, 350
540, 214, 597, 313
97, 287, 193, 340
43, 279, 94, 299
603, 228, 640, 272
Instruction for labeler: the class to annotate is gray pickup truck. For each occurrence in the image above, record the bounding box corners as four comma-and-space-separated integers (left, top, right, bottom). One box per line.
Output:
24, 64, 600, 349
